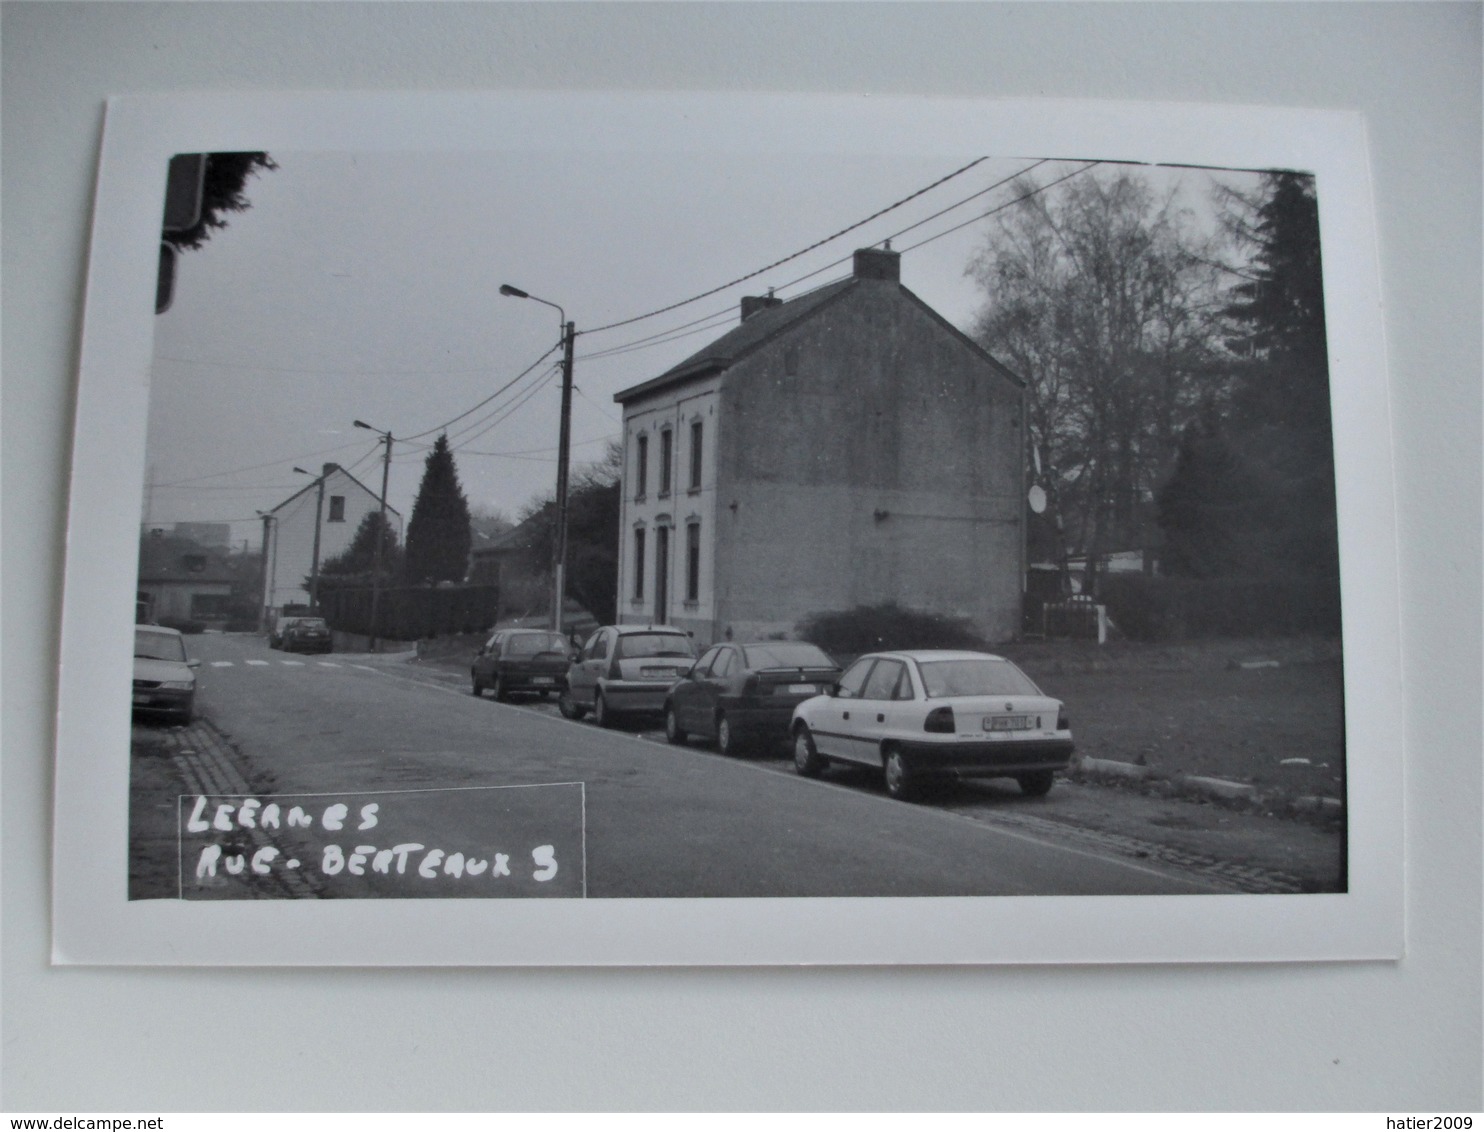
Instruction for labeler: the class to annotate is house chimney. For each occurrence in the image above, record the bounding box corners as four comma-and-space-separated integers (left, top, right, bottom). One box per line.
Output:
740, 293, 784, 321
322, 462, 338, 477
853, 246, 900, 282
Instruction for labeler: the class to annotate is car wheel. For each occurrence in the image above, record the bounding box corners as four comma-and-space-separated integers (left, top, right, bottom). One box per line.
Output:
716, 714, 746, 757
593, 690, 616, 728
793, 726, 826, 777
1017, 769, 1056, 797
883, 747, 917, 801
664, 705, 688, 745
558, 690, 584, 720
493, 675, 507, 702
471, 673, 484, 697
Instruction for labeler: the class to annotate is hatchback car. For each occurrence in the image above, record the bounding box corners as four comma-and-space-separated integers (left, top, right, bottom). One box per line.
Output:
790, 650, 1074, 800
560, 625, 697, 727
471, 628, 573, 701
664, 640, 841, 756
132, 624, 200, 723
279, 616, 333, 654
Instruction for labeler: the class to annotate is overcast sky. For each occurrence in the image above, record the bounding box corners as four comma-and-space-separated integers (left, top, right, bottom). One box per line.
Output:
145, 151, 1247, 548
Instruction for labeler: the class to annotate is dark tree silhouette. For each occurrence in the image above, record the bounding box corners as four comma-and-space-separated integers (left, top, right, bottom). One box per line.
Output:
163, 152, 277, 252
319, 511, 402, 585
404, 435, 473, 585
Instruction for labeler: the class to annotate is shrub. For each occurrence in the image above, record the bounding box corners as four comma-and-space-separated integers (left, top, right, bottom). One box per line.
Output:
796, 602, 986, 656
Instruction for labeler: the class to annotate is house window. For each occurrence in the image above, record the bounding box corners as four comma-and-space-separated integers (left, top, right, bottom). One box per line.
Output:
328, 495, 346, 522
182, 554, 206, 573
632, 528, 646, 600
689, 420, 703, 491
635, 434, 648, 498
654, 525, 670, 623
686, 521, 701, 602
659, 429, 673, 496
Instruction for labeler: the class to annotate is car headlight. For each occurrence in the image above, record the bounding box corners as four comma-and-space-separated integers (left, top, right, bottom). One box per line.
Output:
159, 679, 195, 691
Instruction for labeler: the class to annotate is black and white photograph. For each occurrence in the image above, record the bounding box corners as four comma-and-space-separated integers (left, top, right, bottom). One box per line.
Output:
130, 145, 1348, 904
52, 91, 1403, 965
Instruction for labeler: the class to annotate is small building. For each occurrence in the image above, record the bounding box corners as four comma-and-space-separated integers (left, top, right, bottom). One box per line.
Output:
612, 246, 1026, 647
136, 532, 235, 625
260, 463, 401, 618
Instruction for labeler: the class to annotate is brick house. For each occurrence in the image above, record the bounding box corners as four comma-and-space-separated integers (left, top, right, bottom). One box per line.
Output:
612, 246, 1026, 647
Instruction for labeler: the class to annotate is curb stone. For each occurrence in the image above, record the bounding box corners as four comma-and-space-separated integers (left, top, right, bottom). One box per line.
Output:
1178, 775, 1260, 803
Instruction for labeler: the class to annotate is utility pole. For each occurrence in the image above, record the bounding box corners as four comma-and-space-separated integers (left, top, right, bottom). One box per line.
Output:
498, 283, 574, 634
295, 465, 327, 612
552, 320, 576, 634
355, 421, 395, 652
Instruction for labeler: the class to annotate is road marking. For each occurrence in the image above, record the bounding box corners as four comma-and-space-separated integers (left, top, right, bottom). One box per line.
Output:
317, 662, 341, 668
281, 660, 305, 667
245, 660, 269, 667
210, 661, 234, 668
350, 664, 381, 673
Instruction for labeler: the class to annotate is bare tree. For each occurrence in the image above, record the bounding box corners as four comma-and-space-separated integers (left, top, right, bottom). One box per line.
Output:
967, 169, 1229, 588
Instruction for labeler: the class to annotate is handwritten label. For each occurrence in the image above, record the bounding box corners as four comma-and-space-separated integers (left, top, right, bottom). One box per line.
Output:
177, 783, 585, 899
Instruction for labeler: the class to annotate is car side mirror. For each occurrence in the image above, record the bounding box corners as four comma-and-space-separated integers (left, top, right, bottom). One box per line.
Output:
187, 659, 201, 669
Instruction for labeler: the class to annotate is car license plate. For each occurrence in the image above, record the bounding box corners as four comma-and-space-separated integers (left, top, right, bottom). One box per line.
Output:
642, 667, 677, 678
986, 715, 1034, 732
787, 684, 816, 694
531, 676, 553, 684
132, 694, 150, 705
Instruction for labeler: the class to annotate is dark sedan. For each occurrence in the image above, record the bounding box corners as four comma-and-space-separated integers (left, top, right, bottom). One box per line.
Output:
664, 640, 841, 756
471, 629, 574, 701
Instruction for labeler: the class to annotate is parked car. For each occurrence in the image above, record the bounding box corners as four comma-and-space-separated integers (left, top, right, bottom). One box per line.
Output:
790, 650, 1074, 801
279, 616, 333, 654
560, 624, 697, 727
132, 623, 200, 723
664, 640, 841, 756
471, 628, 573, 700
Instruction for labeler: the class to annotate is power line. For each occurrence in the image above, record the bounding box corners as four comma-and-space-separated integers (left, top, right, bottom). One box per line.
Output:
579, 155, 993, 336
150, 438, 369, 489
400, 340, 563, 441
447, 365, 562, 451
573, 158, 1058, 366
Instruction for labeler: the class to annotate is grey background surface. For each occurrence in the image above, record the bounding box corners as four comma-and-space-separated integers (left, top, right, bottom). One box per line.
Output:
3, 1, 1479, 1111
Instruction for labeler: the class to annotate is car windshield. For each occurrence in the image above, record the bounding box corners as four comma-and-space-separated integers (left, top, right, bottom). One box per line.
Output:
134, 629, 186, 662
741, 642, 835, 670
292, 618, 327, 631
505, 632, 568, 657
918, 658, 1041, 699
615, 632, 695, 660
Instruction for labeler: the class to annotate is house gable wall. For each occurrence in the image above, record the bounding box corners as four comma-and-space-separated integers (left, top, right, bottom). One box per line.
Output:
713, 280, 1025, 642
267, 467, 400, 613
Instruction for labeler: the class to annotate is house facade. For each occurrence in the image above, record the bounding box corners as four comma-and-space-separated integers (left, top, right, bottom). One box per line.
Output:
261, 462, 401, 618
137, 533, 236, 625
613, 246, 1026, 648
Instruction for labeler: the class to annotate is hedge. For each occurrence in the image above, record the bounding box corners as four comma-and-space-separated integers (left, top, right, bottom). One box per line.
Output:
1099, 573, 1342, 641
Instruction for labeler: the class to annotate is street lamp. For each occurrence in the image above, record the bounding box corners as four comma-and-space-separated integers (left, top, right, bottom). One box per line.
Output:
353, 419, 394, 651
293, 465, 326, 612
500, 283, 576, 633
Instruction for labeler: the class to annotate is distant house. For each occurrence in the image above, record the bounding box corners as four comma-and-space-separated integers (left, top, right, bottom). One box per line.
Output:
137, 532, 235, 625
612, 246, 1026, 647
261, 463, 401, 618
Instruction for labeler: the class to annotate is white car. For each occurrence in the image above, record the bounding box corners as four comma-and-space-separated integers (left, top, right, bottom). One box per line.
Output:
789, 649, 1074, 800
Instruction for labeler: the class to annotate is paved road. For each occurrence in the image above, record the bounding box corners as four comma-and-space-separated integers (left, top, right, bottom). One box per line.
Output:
178, 632, 1237, 897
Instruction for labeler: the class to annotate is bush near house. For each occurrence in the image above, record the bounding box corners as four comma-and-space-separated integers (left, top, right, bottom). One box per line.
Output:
1100, 573, 1341, 642
796, 602, 987, 657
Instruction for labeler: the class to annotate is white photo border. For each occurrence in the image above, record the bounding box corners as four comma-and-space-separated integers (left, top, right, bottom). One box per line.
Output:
54, 91, 1403, 965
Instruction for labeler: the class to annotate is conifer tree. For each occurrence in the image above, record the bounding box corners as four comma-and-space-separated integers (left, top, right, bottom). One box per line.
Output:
404, 435, 473, 584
